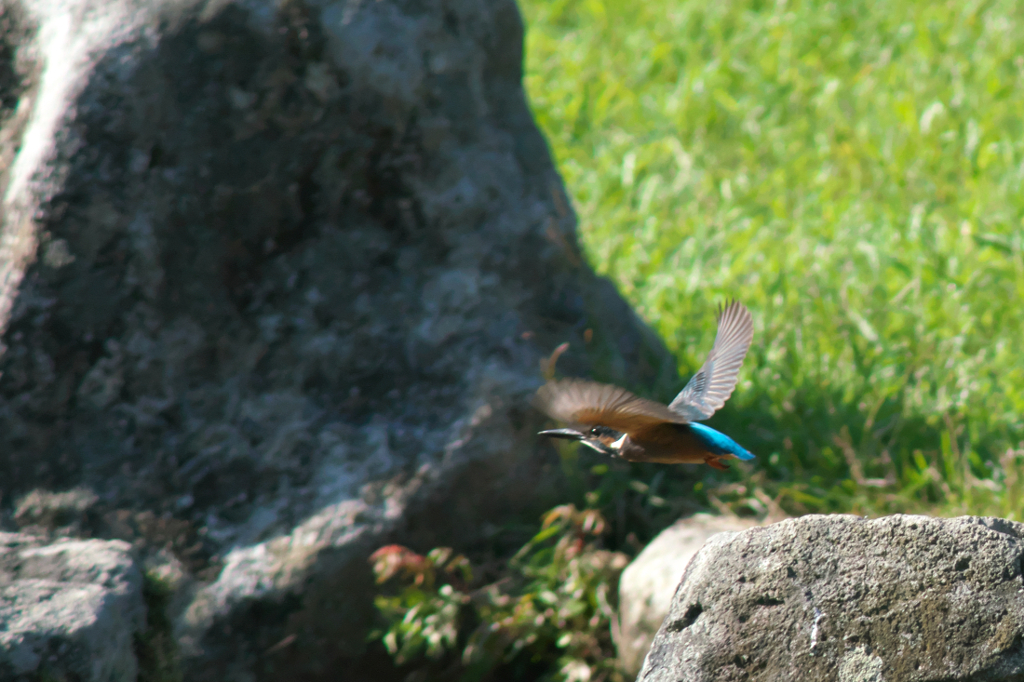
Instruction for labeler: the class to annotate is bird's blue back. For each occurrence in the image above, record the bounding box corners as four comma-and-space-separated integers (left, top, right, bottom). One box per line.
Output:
687, 422, 755, 460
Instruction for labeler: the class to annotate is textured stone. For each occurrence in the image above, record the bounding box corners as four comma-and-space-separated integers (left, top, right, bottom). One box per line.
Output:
639, 514, 1024, 682
13, 487, 99, 537
0, 0, 677, 678
0, 534, 144, 682
615, 514, 758, 677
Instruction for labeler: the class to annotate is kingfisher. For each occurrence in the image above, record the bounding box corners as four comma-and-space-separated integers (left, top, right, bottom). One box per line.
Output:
534, 300, 755, 470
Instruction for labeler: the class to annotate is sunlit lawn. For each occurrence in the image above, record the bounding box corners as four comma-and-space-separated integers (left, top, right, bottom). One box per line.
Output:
521, 0, 1024, 519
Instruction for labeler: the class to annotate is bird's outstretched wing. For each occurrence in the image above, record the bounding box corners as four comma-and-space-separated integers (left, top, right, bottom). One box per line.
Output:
668, 300, 753, 421
534, 379, 688, 433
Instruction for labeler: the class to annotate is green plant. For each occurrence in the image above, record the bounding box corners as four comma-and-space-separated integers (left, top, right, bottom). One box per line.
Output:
371, 545, 472, 666
371, 505, 628, 682
135, 571, 183, 682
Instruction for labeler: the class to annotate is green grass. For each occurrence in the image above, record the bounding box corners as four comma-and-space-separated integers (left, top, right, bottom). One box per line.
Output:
521, 0, 1024, 519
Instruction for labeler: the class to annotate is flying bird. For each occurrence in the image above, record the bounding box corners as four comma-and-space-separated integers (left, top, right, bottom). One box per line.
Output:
534, 300, 755, 470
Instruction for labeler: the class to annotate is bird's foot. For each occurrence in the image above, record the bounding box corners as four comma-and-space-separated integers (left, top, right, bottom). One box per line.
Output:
705, 457, 730, 471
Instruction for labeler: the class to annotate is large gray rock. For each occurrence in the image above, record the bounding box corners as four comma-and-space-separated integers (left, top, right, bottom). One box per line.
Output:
0, 534, 144, 682
615, 514, 758, 677
0, 0, 676, 678
639, 514, 1024, 682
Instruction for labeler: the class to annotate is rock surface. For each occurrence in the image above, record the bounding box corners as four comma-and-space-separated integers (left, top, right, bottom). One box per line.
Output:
0, 534, 144, 682
615, 514, 758, 677
0, 0, 676, 678
639, 514, 1024, 682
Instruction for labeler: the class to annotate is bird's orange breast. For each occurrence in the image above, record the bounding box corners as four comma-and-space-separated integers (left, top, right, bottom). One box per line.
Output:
618, 424, 715, 464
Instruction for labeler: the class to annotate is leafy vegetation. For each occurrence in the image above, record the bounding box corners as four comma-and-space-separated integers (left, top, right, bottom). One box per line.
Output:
374, 0, 1024, 678
136, 572, 183, 682
371, 505, 627, 682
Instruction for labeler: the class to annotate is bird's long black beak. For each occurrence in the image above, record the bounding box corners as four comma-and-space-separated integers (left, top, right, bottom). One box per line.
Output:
538, 428, 586, 441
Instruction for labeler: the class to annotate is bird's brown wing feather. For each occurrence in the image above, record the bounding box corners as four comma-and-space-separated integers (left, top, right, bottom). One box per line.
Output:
534, 379, 689, 433
669, 300, 753, 421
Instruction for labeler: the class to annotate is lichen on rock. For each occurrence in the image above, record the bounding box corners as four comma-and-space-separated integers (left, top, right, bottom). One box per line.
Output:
640, 515, 1024, 682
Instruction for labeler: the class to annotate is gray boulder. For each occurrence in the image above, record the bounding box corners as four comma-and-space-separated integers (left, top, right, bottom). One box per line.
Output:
615, 514, 758, 677
639, 514, 1024, 682
0, 0, 676, 677
0, 534, 144, 682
